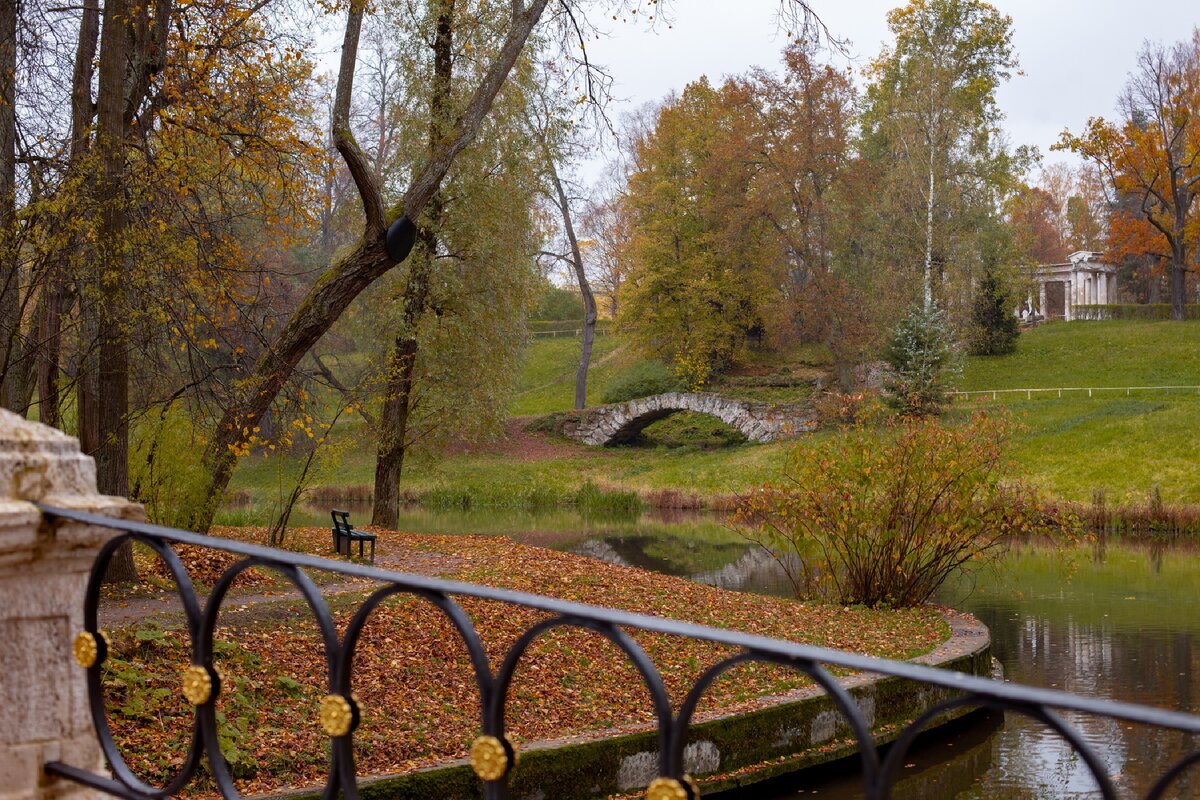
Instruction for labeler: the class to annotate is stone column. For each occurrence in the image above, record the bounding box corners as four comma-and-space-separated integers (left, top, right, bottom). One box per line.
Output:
0, 409, 141, 800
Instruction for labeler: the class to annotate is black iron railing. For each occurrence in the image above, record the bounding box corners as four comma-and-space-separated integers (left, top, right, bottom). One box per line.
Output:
41, 505, 1200, 800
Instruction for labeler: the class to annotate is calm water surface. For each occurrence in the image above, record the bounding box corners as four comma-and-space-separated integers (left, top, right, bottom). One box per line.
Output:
269, 501, 1200, 798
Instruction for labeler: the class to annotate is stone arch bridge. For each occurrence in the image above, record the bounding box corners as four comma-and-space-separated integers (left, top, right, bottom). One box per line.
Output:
559, 392, 817, 446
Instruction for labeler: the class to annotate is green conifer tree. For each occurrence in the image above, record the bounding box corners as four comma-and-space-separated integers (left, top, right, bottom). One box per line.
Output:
882, 304, 959, 416
968, 269, 1020, 356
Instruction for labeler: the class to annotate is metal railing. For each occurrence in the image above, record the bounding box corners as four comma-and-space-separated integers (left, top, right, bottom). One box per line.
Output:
952, 385, 1200, 401
42, 505, 1200, 800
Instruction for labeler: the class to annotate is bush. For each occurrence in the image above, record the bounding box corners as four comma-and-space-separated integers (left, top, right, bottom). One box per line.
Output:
881, 303, 959, 416
968, 269, 1019, 355
811, 390, 882, 427
601, 360, 684, 404
573, 481, 643, 515
129, 407, 214, 528
735, 413, 1055, 608
1073, 304, 1200, 321
530, 285, 584, 322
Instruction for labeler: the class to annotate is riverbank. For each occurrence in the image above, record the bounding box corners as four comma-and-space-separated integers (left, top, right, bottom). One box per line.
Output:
101, 526, 950, 796
272, 611, 991, 800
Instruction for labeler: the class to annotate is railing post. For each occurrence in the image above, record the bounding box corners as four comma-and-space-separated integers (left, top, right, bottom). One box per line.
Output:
0, 409, 140, 800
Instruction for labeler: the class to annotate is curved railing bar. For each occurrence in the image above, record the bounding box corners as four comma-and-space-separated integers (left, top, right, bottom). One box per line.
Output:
42, 503, 1200, 736
197, 557, 340, 800
334, 585, 498, 800
878, 696, 1118, 800
337, 585, 494, 709
1143, 748, 1200, 800
1030, 706, 1120, 800
673, 652, 883, 792
199, 557, 340, 683
489, 615, 674, 771
670, 651, 760, 771
796, 660, 882, 791
84, 533, 205, 799
876, 694, 980, 794
669, 649, 881, 792
38, 504, 1200, 800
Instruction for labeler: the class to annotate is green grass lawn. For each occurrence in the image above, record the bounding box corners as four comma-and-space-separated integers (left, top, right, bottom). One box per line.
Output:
401, 440, 793, 500
953, 319, 1200, 504
959, 319, 1200, 390
508, 335, 631, 415
230, 319, 1200, 512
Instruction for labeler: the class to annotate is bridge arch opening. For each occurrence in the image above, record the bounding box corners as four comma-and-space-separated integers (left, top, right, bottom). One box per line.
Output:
609, 409, 749, 447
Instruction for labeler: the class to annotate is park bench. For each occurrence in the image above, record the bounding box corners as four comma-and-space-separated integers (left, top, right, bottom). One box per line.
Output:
331, 509, 376, 563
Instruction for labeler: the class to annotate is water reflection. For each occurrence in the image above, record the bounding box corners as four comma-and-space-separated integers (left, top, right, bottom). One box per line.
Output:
219, 499, 1200, 797
782, 537, 1200, 799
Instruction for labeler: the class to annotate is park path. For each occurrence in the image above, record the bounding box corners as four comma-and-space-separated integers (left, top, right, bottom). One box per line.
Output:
97, 546, 464, 628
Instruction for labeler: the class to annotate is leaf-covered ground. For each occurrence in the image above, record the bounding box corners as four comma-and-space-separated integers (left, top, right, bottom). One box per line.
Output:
100, 527, 949, 796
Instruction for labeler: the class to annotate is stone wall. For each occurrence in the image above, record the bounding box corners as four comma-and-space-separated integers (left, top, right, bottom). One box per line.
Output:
559, 392, 817, 446
0, 410, 140, 800
268, 614, 993, 800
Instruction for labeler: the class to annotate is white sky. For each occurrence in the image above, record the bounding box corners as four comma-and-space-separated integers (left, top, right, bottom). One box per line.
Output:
579, 0, 1200, 181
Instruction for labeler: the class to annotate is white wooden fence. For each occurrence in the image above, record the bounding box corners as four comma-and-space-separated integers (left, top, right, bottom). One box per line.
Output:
952, 385, 1200, 401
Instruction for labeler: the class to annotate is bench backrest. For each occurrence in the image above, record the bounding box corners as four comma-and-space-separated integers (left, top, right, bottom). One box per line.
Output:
331, 509, 353, 534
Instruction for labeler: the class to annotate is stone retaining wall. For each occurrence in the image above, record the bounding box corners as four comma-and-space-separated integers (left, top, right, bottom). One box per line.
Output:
269, 612, 991, 800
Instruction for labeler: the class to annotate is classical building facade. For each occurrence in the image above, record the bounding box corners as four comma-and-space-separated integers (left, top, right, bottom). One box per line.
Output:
1032, 251, 1117, 320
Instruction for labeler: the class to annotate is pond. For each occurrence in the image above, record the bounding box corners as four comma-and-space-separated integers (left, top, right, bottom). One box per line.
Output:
239, 500, 1200, 798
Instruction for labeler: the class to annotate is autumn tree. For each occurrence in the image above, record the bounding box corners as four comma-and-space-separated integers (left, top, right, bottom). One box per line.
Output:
1006, 184, 1069, 265
618, 77, 778, 388
861, 0, 1025, 313
1037, 162, 1108, 253
618, 41, 868, 387
744, 41, 855, 294
744, 41, 862, 378
1060, 31, 1200, 319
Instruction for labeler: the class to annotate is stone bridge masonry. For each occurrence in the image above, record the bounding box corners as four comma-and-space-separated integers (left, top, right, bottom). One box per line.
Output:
559, 392, 817, 446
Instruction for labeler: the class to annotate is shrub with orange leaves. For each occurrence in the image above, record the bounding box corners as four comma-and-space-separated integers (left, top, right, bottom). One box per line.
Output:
736, 412, 1060, 608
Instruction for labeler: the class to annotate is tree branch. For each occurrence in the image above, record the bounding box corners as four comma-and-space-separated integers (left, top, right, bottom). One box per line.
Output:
333, 2, 386, 236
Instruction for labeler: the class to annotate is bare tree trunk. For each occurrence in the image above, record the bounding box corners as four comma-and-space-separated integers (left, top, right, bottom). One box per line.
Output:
1170, 240, 1187, 320
37, 290, 63, 427
370, 316, 420, 528
547, 160, 595, 409
0, 0, 18, 411
94, 0, 136, 581
371, 0, 453, 530
924, 163, 934, 311
193, 0, 549, 533
40, 0, 100, 429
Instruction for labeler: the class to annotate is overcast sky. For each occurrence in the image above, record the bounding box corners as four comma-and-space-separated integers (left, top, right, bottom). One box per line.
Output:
580, 0, 1199, 181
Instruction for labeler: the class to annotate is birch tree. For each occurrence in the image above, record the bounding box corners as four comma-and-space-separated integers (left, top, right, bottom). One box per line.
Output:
861, 0, 1020, 310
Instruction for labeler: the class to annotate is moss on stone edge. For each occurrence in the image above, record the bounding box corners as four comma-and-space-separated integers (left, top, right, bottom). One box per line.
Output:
263, 620, 990, 800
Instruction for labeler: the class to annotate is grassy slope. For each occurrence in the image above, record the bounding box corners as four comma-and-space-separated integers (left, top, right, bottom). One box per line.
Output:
959, 320, 1200, 389
509, 335, 629, 416
956, 320, 1200, 503
231, 320, 1200, 508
